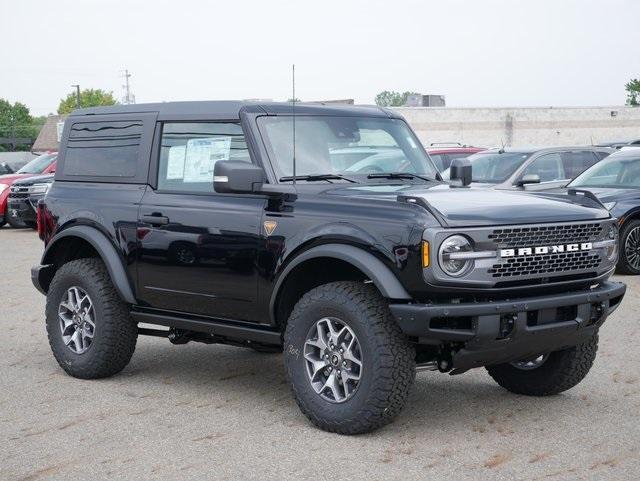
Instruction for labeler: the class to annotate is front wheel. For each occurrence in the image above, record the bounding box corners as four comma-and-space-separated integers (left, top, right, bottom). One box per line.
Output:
486, 334, 598, 396
284, 281, 415, 434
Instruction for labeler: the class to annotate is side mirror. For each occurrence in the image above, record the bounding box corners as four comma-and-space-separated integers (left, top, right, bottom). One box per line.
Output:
517, 174, 541, 187
214, 161, 266, 194
449, 158, 472, 187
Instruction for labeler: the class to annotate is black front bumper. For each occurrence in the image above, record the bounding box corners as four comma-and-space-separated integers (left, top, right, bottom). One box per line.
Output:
390, 281, 626, 372
7, 198, 37, 223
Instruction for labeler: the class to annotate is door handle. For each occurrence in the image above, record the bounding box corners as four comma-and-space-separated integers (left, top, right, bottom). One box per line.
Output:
141, 213, 169, 226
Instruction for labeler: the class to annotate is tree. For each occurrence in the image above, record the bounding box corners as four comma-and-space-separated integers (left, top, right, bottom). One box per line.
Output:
625, 79, 640, 106
0, 99, 39, 151
374, 91, 420, 107
57, 88, 118, 114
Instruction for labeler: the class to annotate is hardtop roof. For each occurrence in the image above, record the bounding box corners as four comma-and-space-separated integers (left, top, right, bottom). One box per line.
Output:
69, 101, 397, 120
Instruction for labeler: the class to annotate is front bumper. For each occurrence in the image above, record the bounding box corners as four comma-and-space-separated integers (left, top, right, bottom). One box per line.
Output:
390, 281, 626, 372
7, 198, 37, 223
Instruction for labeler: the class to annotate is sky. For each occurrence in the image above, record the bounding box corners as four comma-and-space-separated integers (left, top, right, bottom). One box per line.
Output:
2, 0, 639, 116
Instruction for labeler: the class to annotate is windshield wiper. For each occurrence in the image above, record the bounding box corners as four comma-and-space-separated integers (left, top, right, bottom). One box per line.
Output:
279, 174, 357, 183
367, 172, 434, 182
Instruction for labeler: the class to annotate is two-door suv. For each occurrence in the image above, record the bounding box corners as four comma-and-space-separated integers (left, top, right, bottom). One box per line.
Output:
32, 101, 626, 434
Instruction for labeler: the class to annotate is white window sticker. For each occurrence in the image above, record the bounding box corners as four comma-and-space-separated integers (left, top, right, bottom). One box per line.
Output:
166, 146, 186, 179
184, 137, 232, 183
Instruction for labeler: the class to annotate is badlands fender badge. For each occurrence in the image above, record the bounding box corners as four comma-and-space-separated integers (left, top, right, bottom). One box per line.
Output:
263, 220, 278, 236
500, 242, 593, 258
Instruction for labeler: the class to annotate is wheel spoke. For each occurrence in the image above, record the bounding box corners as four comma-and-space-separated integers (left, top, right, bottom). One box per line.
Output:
82, 324, 95, 340
321, 372, 344, 402
342, 369, 361, 382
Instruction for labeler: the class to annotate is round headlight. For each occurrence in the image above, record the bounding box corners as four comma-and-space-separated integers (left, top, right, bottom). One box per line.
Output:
438, 235, 474, 277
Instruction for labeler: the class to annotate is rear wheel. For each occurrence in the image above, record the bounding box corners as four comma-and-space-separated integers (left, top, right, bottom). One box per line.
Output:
618, 219, 640, 274
486, 334, 598, 396
46, 258, 138, 379
284, 281, 415, 434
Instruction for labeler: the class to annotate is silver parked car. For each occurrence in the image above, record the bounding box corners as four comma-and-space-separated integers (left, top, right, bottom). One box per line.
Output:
442, 146, 613, 190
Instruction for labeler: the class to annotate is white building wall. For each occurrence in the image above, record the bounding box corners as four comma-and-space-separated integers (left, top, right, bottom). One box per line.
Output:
394, 106, 640, 148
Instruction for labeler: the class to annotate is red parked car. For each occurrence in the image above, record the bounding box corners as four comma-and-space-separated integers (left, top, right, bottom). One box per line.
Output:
0, 152, 57, 228
426, 143, 485, 172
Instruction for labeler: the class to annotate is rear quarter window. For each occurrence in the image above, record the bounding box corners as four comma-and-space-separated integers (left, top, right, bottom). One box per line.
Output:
64, 121, 143, 177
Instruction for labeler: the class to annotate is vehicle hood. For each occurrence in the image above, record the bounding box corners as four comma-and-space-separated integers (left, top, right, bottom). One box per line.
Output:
326, 183, 610, 227
13, 173, 54, 186
0, 173, 32, 186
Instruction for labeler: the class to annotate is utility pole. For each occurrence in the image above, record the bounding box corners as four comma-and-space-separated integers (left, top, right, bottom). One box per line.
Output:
71, 84, 81, 109
121, 69, 135, 104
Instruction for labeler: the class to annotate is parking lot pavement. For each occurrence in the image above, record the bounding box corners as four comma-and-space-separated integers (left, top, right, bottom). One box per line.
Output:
1, 226, 640, 481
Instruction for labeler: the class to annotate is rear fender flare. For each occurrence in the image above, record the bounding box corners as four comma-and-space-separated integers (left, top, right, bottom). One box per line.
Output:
42, 225, 136, 304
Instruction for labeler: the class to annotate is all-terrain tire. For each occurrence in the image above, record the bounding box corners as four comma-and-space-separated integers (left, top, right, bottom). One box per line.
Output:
46, 258, 138, 379
486, 334, 599, 396
617, 219, 640, 275
284, 281, 415, 434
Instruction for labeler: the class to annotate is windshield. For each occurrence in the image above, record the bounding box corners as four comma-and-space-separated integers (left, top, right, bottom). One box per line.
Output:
257, 116, 438, 181
442, 151, 533, 183
17, 153, 56, 174
570, 155, 640, 188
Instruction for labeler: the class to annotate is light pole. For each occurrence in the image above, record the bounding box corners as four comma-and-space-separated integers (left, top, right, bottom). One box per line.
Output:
71, 84, 81, 109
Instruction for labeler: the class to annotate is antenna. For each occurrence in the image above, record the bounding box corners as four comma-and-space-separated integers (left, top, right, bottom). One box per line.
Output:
292, 64, 296, 185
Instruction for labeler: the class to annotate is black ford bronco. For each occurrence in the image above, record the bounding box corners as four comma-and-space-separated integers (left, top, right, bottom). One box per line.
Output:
32, 101, 626, 434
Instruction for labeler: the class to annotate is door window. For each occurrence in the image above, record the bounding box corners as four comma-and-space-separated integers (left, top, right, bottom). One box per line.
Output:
560, 151, 599, 179
158, 122, 251, 193
521, 153, 564, 182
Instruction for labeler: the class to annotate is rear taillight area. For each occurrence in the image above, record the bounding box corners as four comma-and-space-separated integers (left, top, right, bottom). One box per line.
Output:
36, 200, 56, 244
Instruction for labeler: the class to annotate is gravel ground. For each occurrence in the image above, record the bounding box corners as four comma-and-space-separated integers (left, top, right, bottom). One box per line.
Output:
2, 227, 639, 481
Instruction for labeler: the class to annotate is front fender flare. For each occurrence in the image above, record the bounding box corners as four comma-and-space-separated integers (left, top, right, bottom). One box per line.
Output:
270, 244, 411, 320
41, 225, 136, 304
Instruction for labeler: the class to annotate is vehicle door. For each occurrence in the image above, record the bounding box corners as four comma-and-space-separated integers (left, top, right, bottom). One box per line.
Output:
136, 121, 266, 321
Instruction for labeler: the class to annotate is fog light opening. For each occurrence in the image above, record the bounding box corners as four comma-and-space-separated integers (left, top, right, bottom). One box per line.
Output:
497, 313, 517, 339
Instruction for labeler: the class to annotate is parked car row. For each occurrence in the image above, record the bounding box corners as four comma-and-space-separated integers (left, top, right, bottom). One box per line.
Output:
0, 152, 57, 228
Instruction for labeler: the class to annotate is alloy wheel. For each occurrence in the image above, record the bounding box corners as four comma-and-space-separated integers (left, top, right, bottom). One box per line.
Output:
510, 354, 549, 370
58, 286, 96, 354
624, 226, 640, 271
303, 317, 363, 403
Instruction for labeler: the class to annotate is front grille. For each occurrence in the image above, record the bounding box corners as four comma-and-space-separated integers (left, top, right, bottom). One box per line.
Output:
9, 187, 29, 199
488, 250, 601, 278
489, 223, 603, 248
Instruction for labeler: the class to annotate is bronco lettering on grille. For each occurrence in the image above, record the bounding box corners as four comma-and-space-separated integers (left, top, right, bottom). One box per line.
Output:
500, 242, 593, 258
